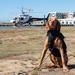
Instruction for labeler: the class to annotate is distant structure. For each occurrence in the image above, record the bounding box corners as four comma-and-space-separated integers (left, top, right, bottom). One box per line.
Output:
48, 11, 75, 26
10, 7, 46, 26
10, 10, 75, 26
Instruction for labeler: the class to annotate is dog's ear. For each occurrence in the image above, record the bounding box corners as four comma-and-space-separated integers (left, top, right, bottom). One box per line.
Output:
46, 21, 50, 30
55, 20, 61, 32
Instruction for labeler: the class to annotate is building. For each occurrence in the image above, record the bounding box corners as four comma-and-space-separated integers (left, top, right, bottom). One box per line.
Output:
48, 12, 64, 19
48, 11, 75, 26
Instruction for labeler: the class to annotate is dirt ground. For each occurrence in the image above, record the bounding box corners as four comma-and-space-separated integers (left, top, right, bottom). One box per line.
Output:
0, 27, 75, 75
0, 50, 75, 75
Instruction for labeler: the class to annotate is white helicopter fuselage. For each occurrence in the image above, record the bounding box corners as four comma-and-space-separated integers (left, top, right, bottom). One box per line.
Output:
10, 14, 30, 24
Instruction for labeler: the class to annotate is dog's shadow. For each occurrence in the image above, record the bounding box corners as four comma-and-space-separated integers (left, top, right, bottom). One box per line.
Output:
68, 64, 75, 69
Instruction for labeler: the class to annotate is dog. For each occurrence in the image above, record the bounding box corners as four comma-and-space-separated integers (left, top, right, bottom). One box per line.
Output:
38, 17, 69, 72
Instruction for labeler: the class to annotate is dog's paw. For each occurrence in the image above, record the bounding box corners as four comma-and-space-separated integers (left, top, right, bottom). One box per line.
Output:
63, 67, 69, 72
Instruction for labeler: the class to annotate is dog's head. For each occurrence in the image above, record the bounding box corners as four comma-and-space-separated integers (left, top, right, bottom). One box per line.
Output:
46, 17, 61, 32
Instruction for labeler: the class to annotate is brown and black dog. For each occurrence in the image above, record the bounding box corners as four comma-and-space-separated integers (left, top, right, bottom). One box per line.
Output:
38, 17, 69, 72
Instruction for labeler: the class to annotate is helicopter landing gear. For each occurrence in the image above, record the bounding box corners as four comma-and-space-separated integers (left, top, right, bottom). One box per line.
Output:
15, 23, 20, 27
15, 22, 22, 27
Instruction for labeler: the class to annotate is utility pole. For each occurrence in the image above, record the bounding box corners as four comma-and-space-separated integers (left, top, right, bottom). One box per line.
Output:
27, 8, 33, 16
21, 6, 25, 15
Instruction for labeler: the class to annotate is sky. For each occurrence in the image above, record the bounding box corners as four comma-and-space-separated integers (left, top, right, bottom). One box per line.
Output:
0, 0, 75, 22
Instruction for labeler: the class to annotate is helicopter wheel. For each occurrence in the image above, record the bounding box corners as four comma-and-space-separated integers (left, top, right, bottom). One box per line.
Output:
15, 22, 20, 27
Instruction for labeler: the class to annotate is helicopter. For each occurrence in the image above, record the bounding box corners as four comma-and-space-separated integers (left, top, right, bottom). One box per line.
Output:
10, 7, 48, 26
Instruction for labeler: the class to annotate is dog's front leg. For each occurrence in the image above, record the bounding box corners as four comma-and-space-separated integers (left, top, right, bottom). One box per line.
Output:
38, 37, 48, 68
54, 37, 69, 72
59, 48, 69, 72
57, 39, 69, 72
59, 48, 66, 66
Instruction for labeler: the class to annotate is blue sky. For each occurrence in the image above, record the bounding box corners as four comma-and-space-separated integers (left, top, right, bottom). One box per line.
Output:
0, 0, 75, 22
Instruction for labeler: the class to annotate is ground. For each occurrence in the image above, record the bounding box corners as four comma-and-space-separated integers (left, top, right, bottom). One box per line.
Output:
0, 51, 75, 75
0, 27, 75, 75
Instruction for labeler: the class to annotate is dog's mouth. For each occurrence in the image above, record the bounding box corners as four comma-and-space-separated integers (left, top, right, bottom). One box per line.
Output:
51, 24, 56, 30
51, 27, 55, 30
50, 20, 57, 30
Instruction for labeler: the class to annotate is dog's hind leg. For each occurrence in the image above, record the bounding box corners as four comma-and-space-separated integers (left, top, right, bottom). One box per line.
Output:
49, 53, 62, 67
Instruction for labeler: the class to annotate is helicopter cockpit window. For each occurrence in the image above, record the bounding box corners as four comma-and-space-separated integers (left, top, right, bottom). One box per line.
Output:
20, 17, 24, 20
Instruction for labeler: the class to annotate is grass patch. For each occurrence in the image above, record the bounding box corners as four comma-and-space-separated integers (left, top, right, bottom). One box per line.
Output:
0, 26, 75, 58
